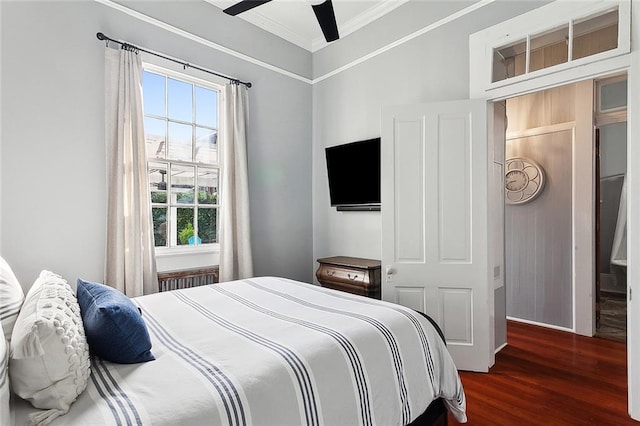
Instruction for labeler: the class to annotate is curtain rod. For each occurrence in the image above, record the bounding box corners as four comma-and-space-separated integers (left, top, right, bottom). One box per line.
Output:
96, 32, 252, 88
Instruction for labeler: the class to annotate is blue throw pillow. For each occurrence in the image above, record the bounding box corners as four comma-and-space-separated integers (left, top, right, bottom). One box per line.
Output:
76, 279, 155, 364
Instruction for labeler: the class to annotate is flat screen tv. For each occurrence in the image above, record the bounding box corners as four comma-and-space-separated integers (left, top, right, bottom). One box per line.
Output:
325, 138, 381, 211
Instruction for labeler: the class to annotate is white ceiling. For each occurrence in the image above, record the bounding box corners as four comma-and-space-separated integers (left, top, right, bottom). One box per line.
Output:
206, 0, 410, 52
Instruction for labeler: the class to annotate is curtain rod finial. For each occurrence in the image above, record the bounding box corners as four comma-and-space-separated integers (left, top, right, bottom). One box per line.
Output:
97, 32, 106, 41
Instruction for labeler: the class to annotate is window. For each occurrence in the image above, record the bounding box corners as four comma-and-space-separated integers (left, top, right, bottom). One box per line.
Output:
595, 75, 627, 127
142, 67, 222, 250
597, 76, 627, 113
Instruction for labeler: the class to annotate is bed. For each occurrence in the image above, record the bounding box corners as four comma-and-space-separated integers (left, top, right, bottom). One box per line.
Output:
7, 275, 467, 425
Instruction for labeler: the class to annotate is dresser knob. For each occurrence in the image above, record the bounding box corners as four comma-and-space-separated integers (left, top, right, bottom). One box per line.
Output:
327, 270, 335, 276
348, 274, 358, 280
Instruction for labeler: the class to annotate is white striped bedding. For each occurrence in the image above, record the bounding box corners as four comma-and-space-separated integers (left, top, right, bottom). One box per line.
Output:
11, 276, 467, 425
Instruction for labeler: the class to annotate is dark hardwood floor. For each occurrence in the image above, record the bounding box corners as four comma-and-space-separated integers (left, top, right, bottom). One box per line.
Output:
449, 320, 636, 425
596, 291, 627, 343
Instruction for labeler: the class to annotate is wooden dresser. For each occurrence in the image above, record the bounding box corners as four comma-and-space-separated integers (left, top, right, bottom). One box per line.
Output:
315, 256, 382, 299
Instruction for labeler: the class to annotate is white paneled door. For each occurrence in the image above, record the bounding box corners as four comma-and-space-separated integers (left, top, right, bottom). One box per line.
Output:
381, 100, 494, 372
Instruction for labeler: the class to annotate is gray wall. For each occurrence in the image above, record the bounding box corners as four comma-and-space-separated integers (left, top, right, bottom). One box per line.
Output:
311, 1, 547, 277
0, 1, 313, 289
600, 122, 627, 178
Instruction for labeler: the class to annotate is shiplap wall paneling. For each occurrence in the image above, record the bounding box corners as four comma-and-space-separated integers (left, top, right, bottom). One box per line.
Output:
505, 129, 574, 329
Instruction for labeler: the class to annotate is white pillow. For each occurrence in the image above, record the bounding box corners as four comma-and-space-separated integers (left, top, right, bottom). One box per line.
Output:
9, 271, 90, 425
1, 327, 10, 426
0, 255, 25, 343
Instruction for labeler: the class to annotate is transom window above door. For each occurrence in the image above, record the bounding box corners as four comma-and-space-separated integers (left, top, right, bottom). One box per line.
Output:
493, 8, 620, 83
470, 0, 630, 100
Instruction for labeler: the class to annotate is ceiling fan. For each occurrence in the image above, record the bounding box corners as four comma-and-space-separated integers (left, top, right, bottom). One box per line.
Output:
223, 0, 340, 43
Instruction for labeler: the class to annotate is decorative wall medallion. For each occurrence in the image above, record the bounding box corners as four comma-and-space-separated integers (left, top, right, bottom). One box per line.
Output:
505, 157, 546, 205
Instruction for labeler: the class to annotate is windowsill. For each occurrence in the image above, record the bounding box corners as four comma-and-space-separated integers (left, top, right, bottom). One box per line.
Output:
155, 245, 220, 273
155, 244, 220, 257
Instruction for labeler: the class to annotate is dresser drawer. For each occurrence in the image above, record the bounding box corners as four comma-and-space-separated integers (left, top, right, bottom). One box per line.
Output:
319, 266, 366, 284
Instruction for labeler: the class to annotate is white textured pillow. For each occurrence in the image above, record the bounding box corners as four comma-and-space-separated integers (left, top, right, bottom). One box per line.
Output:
0, 255, 25, 343
9, 271, 90, 425
1, 327, 10, 426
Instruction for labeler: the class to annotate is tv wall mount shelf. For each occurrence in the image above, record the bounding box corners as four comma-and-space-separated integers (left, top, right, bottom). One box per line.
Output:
336, 205, 380, 211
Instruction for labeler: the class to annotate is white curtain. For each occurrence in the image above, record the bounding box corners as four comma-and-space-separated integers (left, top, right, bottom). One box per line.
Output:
104, 46, 158, 296
219, 83, 253, 282
611, 174, 627, 267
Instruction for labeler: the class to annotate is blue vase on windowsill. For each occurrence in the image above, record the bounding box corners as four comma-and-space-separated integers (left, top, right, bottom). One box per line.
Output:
188, 236, 202, 245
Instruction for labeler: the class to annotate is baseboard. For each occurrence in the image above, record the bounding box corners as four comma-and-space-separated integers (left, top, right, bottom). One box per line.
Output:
506, 316, 574, 333
495, 342, 508, 354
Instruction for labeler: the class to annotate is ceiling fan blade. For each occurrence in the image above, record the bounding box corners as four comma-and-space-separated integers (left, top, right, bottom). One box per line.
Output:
223, 0, 272, 16
312, 0, 339, 43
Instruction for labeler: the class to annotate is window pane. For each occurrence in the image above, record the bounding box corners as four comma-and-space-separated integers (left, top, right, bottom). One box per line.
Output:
529, 25, 569, 73
152, 207, 167, 247
143, 71, 165, 117
600, 79, 627, 111
492, 39, 526, 82
149, 162, 168, 203
198, 168, 218, 205
198, 208, 217, 244
168, 78, 193, 122
573, 9, 618, 60
175, 207, 195, 246
195, 86, 218, 128
168, 122, 193, 161
172, 165, 195, 204
145, 117, 166, 160
196, 128, 218, 164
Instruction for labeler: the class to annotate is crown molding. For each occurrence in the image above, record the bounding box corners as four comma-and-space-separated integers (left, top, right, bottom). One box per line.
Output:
237, 10, 312, 51
311, 0, 410, 52
204, 0, 313, 51
206, 0, 410, 53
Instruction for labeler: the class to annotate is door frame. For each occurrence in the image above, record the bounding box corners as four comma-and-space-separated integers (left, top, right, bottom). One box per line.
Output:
469, 1, 639, 420
595, 129, 602, 331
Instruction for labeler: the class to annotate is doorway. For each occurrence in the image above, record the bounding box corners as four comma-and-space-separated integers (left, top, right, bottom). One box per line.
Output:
502, 76, 627, 338
594, 75, 628, 343
504, 81, 593, 332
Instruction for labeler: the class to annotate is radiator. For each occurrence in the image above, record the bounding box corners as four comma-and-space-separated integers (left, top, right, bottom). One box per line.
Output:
157, 266, 219, 292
